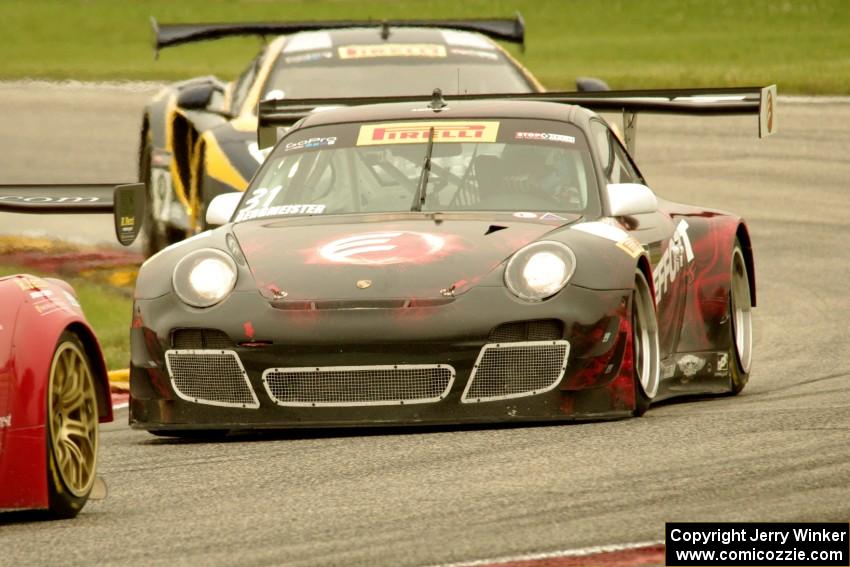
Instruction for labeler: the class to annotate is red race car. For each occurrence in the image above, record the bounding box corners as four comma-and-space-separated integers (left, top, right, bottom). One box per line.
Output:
0, 183, 143, 517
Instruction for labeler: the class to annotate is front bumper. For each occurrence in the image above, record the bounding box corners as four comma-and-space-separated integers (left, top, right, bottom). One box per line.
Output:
129, 285, 635, 430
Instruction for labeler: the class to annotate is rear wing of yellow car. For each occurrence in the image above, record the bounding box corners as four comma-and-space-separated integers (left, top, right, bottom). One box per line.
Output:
257, 85, 777, 154
151, 14, 525, 57
0, 183, 145, 246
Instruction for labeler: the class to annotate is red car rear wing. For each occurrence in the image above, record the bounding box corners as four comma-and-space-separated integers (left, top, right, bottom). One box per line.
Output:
257, 85, 777, 154
0, 183, 145, 246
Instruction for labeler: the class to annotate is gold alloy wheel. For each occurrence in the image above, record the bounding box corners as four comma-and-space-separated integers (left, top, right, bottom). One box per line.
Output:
48, 339, 99, 498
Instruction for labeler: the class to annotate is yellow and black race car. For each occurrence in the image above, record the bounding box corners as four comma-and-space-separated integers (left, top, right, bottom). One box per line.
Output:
139, 15, 610, 255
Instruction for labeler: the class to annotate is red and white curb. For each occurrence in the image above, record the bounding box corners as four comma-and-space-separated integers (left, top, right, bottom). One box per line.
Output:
435, 541, 665, 567
111, 392, 129, 411
108, 369, 129, 410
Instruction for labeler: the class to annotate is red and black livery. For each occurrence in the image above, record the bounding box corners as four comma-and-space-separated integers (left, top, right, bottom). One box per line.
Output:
128, 86, 775, 435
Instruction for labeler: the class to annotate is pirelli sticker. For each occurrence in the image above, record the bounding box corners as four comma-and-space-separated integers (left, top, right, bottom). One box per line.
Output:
338, 44, 447, 59
357, 121, 500, 146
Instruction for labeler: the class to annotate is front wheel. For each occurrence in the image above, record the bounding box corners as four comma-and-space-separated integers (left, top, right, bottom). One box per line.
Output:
46, 332, 100, 518
632, 270, 661, 416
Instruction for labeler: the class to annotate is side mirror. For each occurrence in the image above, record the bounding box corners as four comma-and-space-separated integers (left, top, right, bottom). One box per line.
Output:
606, 183, 658, 216
575, 77, 611, 92
206, 192, 242, 226
177, 83, 219, 110
113, 183, 146, 246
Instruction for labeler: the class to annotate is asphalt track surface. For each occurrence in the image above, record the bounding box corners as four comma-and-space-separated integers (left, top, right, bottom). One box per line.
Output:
1, 84, 849, 566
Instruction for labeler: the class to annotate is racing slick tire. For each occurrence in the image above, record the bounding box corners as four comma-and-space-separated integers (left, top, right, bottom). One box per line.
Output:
632, 270, 661, 416
46, 331, 99, 518
140, 134, 182, 257
728, 240, 753, 394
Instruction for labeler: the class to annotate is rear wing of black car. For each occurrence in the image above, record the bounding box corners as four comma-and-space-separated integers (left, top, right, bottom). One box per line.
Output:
0, 183, 146, 246
151, 14, 525, 56
257, 85, 777, 153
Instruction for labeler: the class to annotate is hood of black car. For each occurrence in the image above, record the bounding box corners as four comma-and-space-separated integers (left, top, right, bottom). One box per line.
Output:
233, 212, 579, 301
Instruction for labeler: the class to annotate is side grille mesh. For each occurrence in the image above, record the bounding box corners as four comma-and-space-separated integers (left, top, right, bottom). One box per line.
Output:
489, 320, 563, 343
165, 350, 259, 408
463, 341, 570, 403
262, 365, 455, 407
171, 328, 235, 349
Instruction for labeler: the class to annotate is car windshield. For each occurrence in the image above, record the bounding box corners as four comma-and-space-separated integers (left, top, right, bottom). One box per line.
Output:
262, 42, 532, 99
235, 118, 599, 222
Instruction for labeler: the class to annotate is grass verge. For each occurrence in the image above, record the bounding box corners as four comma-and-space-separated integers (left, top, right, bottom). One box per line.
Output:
0, 237, 139, 371
2, 0, 850, 93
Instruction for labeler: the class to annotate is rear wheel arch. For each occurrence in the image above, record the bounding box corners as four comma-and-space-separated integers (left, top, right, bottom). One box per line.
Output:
636, 255, 656, 307
735, 224, 756, 307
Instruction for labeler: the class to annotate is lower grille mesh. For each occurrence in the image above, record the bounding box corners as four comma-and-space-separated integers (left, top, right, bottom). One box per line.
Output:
263, 365, 455, 407
171, 328, 235, 349
489, 320, 563, 343
165, 350, 259, 408
463, 341, 570, 403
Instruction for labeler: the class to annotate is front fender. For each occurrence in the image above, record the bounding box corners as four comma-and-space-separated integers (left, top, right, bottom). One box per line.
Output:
135, 226, 255, 301
10, 277, 111, 429
0, 276, 110, 511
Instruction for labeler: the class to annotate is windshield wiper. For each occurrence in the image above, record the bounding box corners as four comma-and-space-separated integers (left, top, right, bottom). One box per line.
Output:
410, 126, 435, 212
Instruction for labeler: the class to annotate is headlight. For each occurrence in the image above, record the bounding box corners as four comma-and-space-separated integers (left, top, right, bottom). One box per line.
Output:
505, 241, 576, 301
173, 248, 237, 308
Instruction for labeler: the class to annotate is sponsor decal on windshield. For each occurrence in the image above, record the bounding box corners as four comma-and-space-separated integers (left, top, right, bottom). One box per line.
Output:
357, 121, 500, 146
338, 44, 447, 59
515, 132, 576, 144
441, 29, 495, 50
284, 136, 337, 152
236, 204, 325, 222
284, 51, 333, 64
449, 48, 499, 61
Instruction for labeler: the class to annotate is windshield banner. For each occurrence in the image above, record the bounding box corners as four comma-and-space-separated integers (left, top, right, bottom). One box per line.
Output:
356, 121, 500, 146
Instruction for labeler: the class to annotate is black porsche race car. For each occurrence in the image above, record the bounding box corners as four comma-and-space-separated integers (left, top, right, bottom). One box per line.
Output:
128, 85, 775, 435
139, 15, 610, 256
